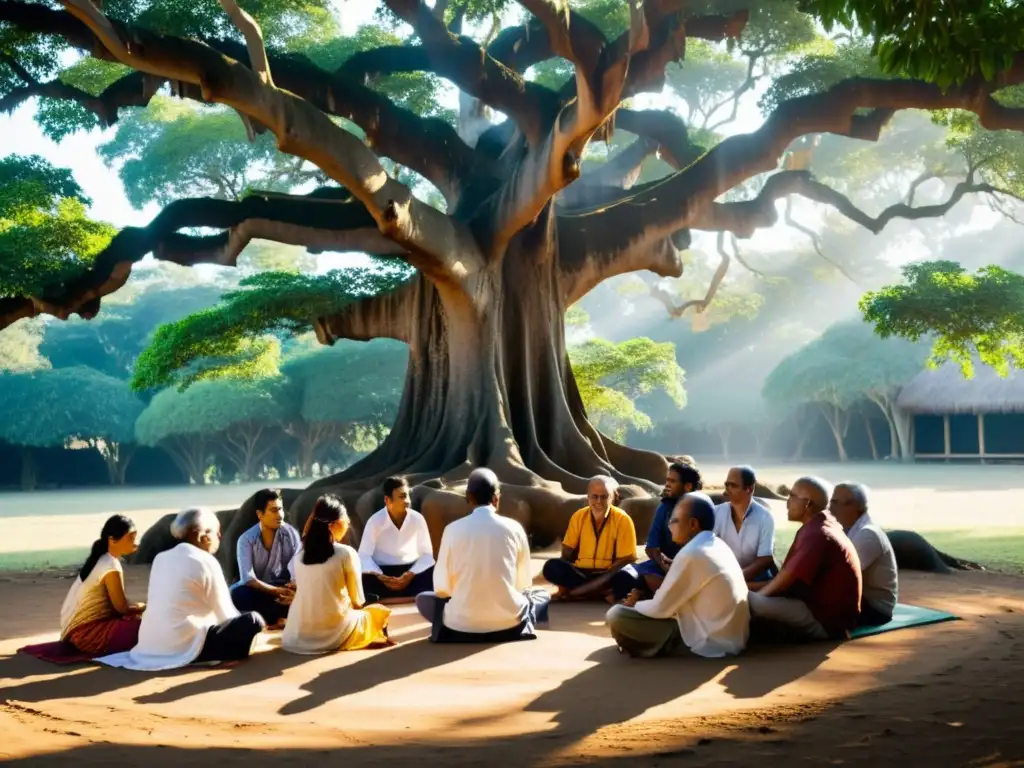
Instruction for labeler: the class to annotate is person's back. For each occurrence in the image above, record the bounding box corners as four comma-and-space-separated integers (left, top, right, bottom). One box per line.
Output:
437, 506, 530, 634
784, 512, 862, 636
851, 522, 897, 622
284, 542, 357, 654
133, 543, 212, 661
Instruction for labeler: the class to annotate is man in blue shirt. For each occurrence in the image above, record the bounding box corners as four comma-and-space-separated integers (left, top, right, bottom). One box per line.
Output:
611, 462, 703, 601
230, 488, 301, 629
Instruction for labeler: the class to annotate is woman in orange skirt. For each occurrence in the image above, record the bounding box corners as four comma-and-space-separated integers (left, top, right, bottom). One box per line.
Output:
60, 515, 145, 655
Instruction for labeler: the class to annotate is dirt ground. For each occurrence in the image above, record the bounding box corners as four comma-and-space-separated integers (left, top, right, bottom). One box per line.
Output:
2, 562, 1023, 767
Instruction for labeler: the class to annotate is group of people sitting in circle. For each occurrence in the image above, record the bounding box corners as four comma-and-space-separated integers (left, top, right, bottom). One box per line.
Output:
56, 460, 897, 668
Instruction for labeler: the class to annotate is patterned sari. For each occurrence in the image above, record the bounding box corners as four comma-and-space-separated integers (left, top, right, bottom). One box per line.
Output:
61, 555, 141, 655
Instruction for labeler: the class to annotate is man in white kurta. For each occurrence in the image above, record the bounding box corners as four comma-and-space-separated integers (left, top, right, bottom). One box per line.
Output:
415, 468, 550, 642
829, 483, 898, 625
607, 493, 750, 658
358, 477, 435, 602
100, 508, 265, 670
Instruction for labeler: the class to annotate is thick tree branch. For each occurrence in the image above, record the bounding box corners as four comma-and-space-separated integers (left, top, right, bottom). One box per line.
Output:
56, 0, 483, 287
0, 190, 404, 331
0, 0, 480, 204
479, 1, 651, 252
315, 277, 422, 346
587, 68, 1024, 250
616, 108, 704, 170
557, 137, 658, 209
380, 0, 556, 143
0, 56, 160, 126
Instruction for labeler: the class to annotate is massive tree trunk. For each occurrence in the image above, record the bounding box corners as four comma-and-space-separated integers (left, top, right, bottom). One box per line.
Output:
820, 402, 850, 462
295, 209, 670, 528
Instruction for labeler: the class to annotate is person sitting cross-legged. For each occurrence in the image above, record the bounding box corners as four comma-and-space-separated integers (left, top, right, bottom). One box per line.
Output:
99, 507, 266, 671
606, 492, 750, 658
713, 465, 777, 585
414, 468, 550, 643
230, 488, 301, 629
283, 495, 393, 654
610, 462, 703, 602
358, 476, 435, 604
829, 482, 897, 627
542, 475, 638, 603
748, 477, 862, 642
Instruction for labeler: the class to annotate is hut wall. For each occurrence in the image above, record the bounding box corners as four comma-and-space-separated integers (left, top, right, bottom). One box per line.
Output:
913, 415, 945, 455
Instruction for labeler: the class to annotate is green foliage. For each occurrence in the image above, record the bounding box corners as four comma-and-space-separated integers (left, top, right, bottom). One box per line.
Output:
804, 0, 1024, 88
570, 337, 686, 440
760, 39, 883, 112
132, 265, 412, 391
860, 260, 1024, 378
42, 282, 227, 378
0, 366, 143, 448
101, 0, 339, 49
98, 97, 318, 207
565, 305, 591, 329
0, 155, 115, 301
306, 26, 454, 123
35, 59, 135, 141
134, 378, 283, 448
763, 319, 928, 411
280, 340, 406, 426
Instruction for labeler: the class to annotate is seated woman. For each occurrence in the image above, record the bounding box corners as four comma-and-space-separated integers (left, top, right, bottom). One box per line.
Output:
282, 496, 393, 654
60, 515, 145, 656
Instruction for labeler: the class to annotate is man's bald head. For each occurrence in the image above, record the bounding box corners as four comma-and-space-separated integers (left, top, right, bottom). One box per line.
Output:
466, 468, 500, 508
786, 475, 832, 523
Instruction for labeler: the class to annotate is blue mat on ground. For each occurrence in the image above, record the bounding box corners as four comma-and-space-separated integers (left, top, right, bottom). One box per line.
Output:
849, 603, 958, 639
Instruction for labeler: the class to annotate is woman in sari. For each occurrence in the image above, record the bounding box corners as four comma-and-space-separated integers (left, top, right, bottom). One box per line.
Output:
60, 515, 145, 655
282, 496, 393, 654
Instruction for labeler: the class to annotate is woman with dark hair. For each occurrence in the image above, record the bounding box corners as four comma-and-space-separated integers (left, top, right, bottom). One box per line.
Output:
282, 496, 393, 654
59, 515, 145, 655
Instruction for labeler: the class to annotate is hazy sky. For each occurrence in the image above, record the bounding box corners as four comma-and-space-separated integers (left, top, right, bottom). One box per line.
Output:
0, 1, 1001, 275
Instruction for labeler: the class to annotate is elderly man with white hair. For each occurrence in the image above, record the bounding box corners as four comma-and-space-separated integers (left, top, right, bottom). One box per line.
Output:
829, 483, 898, 626
100, 508, 265, 670
542, 475, 638, 602
748, 477, 862, 641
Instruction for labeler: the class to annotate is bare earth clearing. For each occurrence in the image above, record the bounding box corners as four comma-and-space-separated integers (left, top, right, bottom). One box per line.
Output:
1, 463, 1023, 765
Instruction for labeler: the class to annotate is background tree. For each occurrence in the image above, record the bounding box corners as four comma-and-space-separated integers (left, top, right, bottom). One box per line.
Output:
6, 0, 1024, 532
279, 340, 406, 477
569, 337, 686, 441
0, 366, 143, 488
763, 320, 928, 460
134, 378, 285, 483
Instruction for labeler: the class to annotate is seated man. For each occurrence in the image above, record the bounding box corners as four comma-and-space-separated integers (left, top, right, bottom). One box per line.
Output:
713, 466, 776, 584
748, 477, 862, 642
830, 482, 898, 626
230, 488, 300, 628
542, 475, 638, 602
415, 469, 549, 643
606, 492, 749, 658
610, 462, 703, 601
100, 507, 265, 670
358, 476, 435, 603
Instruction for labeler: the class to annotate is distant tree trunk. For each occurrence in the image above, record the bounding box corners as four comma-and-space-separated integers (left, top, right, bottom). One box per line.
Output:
863, 409, 879, 460
93, 440, 137, 485
222, 422, 277, 481
161, 435, 209, 485
716, 424, 732, 458
791, 411, 811, 460
284, 421, 340, 479
868, 392, 904, 460
20, 447, 37, 491
820, 402, 849, 461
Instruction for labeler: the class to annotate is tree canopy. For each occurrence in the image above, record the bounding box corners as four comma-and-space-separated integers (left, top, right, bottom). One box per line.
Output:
5, 0, 1024, 505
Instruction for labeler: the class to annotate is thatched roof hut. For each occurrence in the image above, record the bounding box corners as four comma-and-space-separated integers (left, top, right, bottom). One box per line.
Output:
897, 363, 1024, 414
